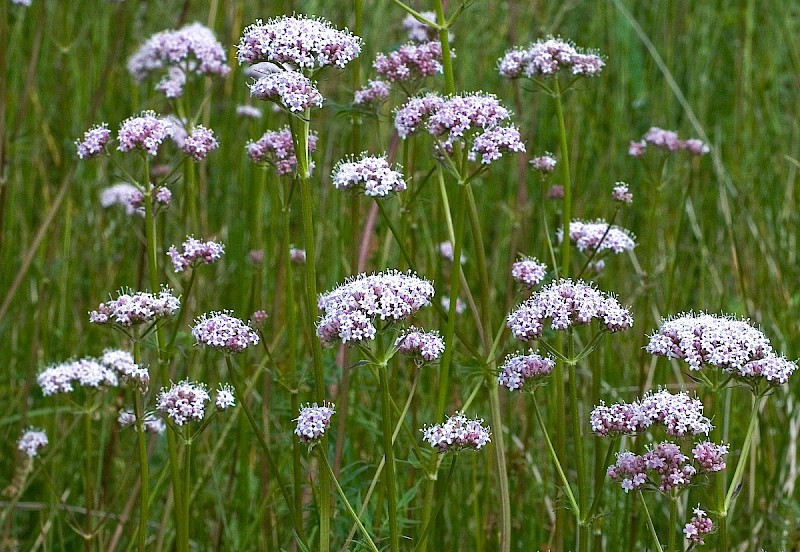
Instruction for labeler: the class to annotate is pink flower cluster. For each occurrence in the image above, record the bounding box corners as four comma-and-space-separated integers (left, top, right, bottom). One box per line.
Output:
611, 182, 633, 204
18, 429, 48, 458
427, 93, 511, 142
100, 349, 149, 391
374, 41, 443, 82
506, 279, 633, 341
423, 412, 491, 453
168, 236, 225, 273
215, 384, 236, 410
590, 389, 712, 437
237, 15, 363, 69
37, 358, 118, 396
394, 94, 444, 138
629, 127, 709, 157
156, 380, 210, 426
89, 287, 180, 327
562, 219, 636, 254
317, 270, 435, 346
128, 23, 230, 98
470, 125, 526, 164
498, 37, 604, 78
250, 71, 324, 112
354, 80, 391, 106
117, 111, 173, 156
608, 440, 727, 493
511, 257, 547, 288
100, 183, 144, 216
295, 402, 335, 444
181, 126, 218, 161
684, 507, 714, 545
396, 328, 445, 362
401, 11, 439, 43
192, 311, 260, 354
246, 126, 318, 175
646, 312, 797, 385
331, 154, 406, 197
498, 351, 555, 390
530, 154, 557, 173
76, 124, 112, 159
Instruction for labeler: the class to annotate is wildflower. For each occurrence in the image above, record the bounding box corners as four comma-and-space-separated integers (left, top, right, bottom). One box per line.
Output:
100, 183, 143, 216
611, 182, 633, 204
156, 380, 210, 426
609, 441, 709, 494
331, 154, 406, 197
438, 241, 465, 264
289, 248, 306, 264
236, 105, 262, 119
76, 123, 111, 159
401, 11, 440, 43
317, 270, 435, 346
215, 384, 236, 410
607, 451, 647, 492
374, 41, 444, 83
628, 140, 646, 157
295, 402, 335, 444
100, 349, 149, 391
630, 127, 709, 156
590, 389, 711, 437
547, 185, 564, 199
507, 278, 633, 341
237, 15, 363, 69
561, 219, 636, 254
427, 93, 511, 143
498, 351, 554, 391
167, 236, 225, 273
511, 257, 547, 288
530, 154, 557, 173
498, 37, 604, 79
89, 287, 180, 327
11, 0, 32, 6
441, 295, 466, 314
38, 358, 119, 396
251, 310, 268, 325
684, 508, 714, 545
18, 429, 47, 458
354, 80, 391, 106
249, 249, 265, 264
396, 328, 445, 362
118, 410, 166, 434
469, 125, 526, 164
394, 93, 443, 138
692, 441, 728, 472
250, 71, 324, 112
246, 126, 318, 175
423, 412, 491, 452
181, 126, 218, 161
128, 22, 230, 98
128, 185, 172, 212
646, 312, 797, 385
192, 311, 260, 354
117, 111, 173, 156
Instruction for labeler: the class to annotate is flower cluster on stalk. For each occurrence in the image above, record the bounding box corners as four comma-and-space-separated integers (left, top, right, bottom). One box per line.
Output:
331, 154, 406, 197
89, 287, 180, 327
396, 328, 445, 363
561, 219, 636, 255
629, 127, 709, 157
192, 311, 260, 354
511, 257, 547, 288
295, 402, 335, 445
422, 413, 491, 453
18, 429, 48, 458
498, 351, 554, 391
246, 126, 318, 175
168, 236, 225, 273
498, 37, 604, 79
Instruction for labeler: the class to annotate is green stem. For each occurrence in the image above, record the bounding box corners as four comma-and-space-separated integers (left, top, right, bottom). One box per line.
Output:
567, 334, 589, 551
132, 338, 148, 552
723, 395, 763, 513
712, 374, 728, 551
638, 491, 664, 552
167, 269, 196, 355
667, 495, 677, 552
375, 199, 414, 267
185, 157, 199, 234
378, 362, 399, 552
413, 455, 458, 552
433, 0, 455, 95
178, 436, 191, 552
83, 404, 93, 552
319, 449, 380, 552
584, 436, 618, 524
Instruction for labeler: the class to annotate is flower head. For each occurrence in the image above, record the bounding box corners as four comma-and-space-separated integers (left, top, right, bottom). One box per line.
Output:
168, 236, 225, 273
90, 287, 180, 327
423, 412, 491, 453
561, 219, 636, 254
38, 358, 119, 396
374, 41, 444, 83
250, 71, 324, 112
76, 123, 112, 159
156, 380, 210, 426
441, 295, 466, 314
247, 126, 318, 175
530, 154, 557, 173
215, 384, 236, 410
684, 507, 714, 545
396, 328, 445, 362
498, 351, 554, 391
427, 93, 511, 143
100, 349, 149, 391
117, 111, 173, 156
354, 80, 391, 107
507, 278, 633, 341
289, 248, 306, 264
128, 23, 230, 98
394, 94, 443, 138
332, 154, 406, 197
499, 37, 604, 79
238, 15, 362, 69
402, 11, 440, 42
469, 125, 526, 164
317, 270, 435, 346
692, 441, 728, 472
181, 126, 218, 161
100, 183, 143, 216
611, 182, 633, 204
192, 311, 260, 354
295, 402, 335, 444
630, 127, 709, 156
18, 429, 48, 458
511, 257, 547, 288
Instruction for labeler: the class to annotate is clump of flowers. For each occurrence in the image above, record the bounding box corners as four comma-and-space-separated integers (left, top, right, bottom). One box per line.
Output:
401, 11, 439, 43
181, 126, 218, 161
646, 312, 797, 386
470, 125, 526, 164
18, 429, 48, 458
498, 37, 604, 78
331, 154, 406, 197
249, 71, 324, 112
289, 248, 306, 264
394, 93, 443, 138
294, 402, 335, 444
396, 328, 445, 362
192, 311, 260, 354
628, 127, 709, 157
117, 111, 173, 156
438, 241, 465, 264
127, 22, 230, 98
317, 270, 435, 346
100, 349, 149, 391
100, 183, 143, 216
354, 80, 391, 107
215, 384, 236, 410
76, 123, 111, 159
156, 380, 210, 426
247, 126, 318, 176
530, 154, 557, 173
118, 410, 166, 434
374, 41, 444, 83
684, 507, 714, 545
237, 15, 362, 69
168, 236, 225, 273
511, 257, 547, 288
590, 389, 712, 437
506, 278, 633, 341
498, 351, 554, 391
38, 358, 119, 396
611, 182, 633, 204
561, 219, 636, 254
423, 412, 491, 453
89, 287, 180, 327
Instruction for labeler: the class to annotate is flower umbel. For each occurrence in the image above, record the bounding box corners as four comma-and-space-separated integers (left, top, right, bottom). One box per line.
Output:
18, 429, 48, 458
295, 402, 335, 444
247, 126, 318, 175
498, 351, 555, 391
76, 123, 112, 159
192, 311, 260, 354
156, 380, 210, 426
168, 236, 225, 273
89, 287, 180, 327
331, 154, 406, 197
396, 328, 445, 362
423, 412, 491, 453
